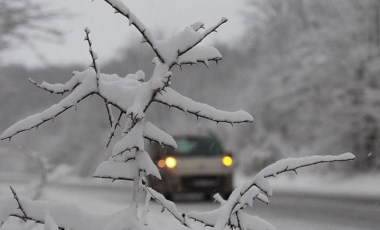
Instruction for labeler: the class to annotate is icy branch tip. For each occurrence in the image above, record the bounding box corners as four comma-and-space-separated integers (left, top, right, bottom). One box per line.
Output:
239, 110, 254, 122
338, 152, 355, 161
191, 22, 205, 31
221, 17, 228, 23
85, 27, 91, 34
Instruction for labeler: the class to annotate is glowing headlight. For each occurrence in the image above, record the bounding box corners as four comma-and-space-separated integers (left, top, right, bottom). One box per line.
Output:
222, 156, 233, 167
157, 159, 166, 168
165, 157, 177, 169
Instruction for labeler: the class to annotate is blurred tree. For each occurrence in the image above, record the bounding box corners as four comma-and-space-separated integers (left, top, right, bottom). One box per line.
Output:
239, 0, 380, 171
0, 0, 62, 56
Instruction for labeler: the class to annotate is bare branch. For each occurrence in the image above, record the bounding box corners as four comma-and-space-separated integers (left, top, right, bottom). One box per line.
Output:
84, 28, 100, 88
92, 175, 134, 181
105, 102, 115, 127
106, 110, 124, 148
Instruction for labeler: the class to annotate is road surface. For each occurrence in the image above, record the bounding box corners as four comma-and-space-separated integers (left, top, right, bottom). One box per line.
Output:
1, 180, 379, 230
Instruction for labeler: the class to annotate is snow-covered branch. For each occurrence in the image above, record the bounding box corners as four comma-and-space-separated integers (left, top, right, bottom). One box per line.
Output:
84, 28, 99, 75
176, 46, 222, 68
84, 28, 101, 90
154, 87, 254, 124
143, 185, 188, 227
177, 17, 228, 58
1, 70, 97, 141
143, 122, 177, 149
28, 76, 81, 95
0, 192, 149, 230
207, 153, 356, 230
111, 121, 144, 158
240, 153, 356, 197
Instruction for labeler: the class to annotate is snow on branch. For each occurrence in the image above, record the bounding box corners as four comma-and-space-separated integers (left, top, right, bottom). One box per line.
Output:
84, 28, 100, 75
143, 122, 177, 149
111, 121, 144, 158
28, 75, 81, 95
44, 213, 60, 230
240, 152, 356, 197
0, 70, 97, 141
0, 193, 151, 230
1, 189, 65, 230
93, 161, 136, 181
152, 20, 227, 67
176, 46, 222, 68
205, 153, 356, 230
143, 185, 188, 227
102, 0, 165, 63
94, 151, 160, 180
186, 153, 355, 230
154, 87, 254, 124
176, 17, 228, 58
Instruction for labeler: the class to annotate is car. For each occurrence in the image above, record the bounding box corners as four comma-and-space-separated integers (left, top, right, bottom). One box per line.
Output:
148, 135, 234, 200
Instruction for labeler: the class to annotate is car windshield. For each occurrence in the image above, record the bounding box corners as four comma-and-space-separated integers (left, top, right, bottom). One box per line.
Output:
172, 137, 223, 156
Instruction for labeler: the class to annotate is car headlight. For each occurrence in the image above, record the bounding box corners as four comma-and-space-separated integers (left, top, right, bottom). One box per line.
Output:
157, 159, 166, 168
165, 156, 177, 169
222, 156, 233, 167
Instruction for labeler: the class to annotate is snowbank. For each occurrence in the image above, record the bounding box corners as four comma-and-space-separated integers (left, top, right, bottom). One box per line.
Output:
235, 171, 380, 201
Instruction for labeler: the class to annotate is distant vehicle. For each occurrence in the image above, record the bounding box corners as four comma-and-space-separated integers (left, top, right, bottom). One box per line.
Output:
149, 135, 234, 200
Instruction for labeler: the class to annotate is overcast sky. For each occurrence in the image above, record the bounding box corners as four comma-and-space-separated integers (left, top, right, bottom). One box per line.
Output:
1, 0, 248, 68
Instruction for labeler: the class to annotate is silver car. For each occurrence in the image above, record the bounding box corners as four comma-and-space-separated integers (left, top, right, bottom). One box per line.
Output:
149, 135, 234, 200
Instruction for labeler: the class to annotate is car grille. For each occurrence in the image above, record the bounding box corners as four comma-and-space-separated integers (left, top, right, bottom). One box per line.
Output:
181, 176, 225, 191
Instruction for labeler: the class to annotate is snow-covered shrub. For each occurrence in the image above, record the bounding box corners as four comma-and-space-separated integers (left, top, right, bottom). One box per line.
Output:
0, 1, 355, 229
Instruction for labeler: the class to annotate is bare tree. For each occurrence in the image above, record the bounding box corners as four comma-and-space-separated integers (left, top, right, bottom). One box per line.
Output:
0, 0, 62, 54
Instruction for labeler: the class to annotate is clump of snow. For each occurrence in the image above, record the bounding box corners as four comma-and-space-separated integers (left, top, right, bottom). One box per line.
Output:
143, 122, 177, 149
44, 213, 59, 230
94, 161, 136, 181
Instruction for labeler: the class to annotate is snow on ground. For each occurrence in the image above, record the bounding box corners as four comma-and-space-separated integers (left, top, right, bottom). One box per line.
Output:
1, 171, 380, 230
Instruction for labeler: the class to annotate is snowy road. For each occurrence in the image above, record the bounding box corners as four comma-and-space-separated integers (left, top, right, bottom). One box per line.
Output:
1, 181, 379, 230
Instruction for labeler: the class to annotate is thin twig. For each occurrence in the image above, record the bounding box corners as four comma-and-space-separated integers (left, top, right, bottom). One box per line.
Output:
84, 28, 100, 89
102, 0, 165, 63
106, 110, 124, 148
105, 102, 115, 127
9, 186, 28, 222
